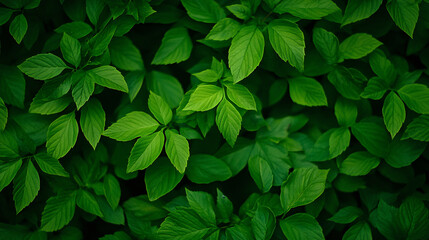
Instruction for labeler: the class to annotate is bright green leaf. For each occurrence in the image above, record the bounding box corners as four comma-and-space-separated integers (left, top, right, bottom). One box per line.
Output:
34, 152, 69, 177
165, 129, 190, 174
280, 168, 329, 212
229, 24, 264, 83
88, 66, 128, 93
80, 98, 105, 149
288, 77, 327, 107
148, 91, 172, 125
103, 111, 159, 141
46, 112, 79, 159
184, 84, 224, 112
225, 83, 256, 110
127, 131, 164, 173
152, 27, 193, 65
339, 33, 382, 60
18, 54, 68, 80
216, 99, 242, 147
268, 19, 305, 71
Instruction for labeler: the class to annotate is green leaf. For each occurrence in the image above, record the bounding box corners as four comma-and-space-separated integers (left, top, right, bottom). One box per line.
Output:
41, 192, 76, 232
399, 198, 429, 239
127, 131, 164, 173
18, 54, 68, 80
165, 129, 190, 174
251, 206, 276, 240
86, 0, 104, 25
192, 69, 219, 83
382, 91, 406, 138
0, 8, 13, 26
71, 70, 95, 110
225, 83, 256, 110
328, 206, 363, 224
104, 174, 121, 209
288, 77, 327, 107
329, 127, 351, 158
369, 201, 403, 240
280, 213, 324, 240
328, 67, 365, 100
339, 33, 382, 60
361, 77, 388, 100
181, 0, 225, 23
88, 66, 128, 93
145, 157, 184, 201
229, 24, 264, 83
46, 112, 79, 159
340, 151, 380, 176
343, 221, 372, 240
29, 95, 73, 115
147, 71, 184, 108
227, 4, 251, 20
342, 0, 383, 26
0, 130, 19, 158
0, 159, 22, 192
152, 27, 193, 65
206, 18, 241, 41
60, 33, 81, 68
0, 97, 7, 130
76, 189, 103, 217
312, 28, 339, 65
274, 0, 340, 19
268, 19, 305, 71
148, 91, 172, 125
335, 98, 357, 127
109, 37, 144, 71
55, 21, 93, 39
123, 195, 167, 221
186, 189, 216, 225
183, 84, 224, 111
125, 71, 144, 103
186, 154, 232, 184
34, 152, 69, 177
0, 65, 26, 108
385, 138, 426, 168
80, 98, 105, 149
369, 50, 396, 84
216, 99, 242, 147
405, 115, 429, 141
13, 160, 40, 213
248, 156, 273, 193
9, 14, 27, 44
280, 168, 329, 212
397, 84, 429, 114
351, 117, 391, 158
98, 197, 125, 225
386, 0, 419, 38
88, 24, 116, 57
103, 111, 159, 141
158, 208, 212, 239
216, 189, 233, 222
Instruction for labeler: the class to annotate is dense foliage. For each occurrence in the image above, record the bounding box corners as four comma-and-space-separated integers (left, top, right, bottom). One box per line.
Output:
1, 0, 429, 239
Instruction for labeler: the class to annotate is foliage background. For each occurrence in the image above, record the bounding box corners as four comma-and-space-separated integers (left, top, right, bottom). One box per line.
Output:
0, 0, 429, 239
